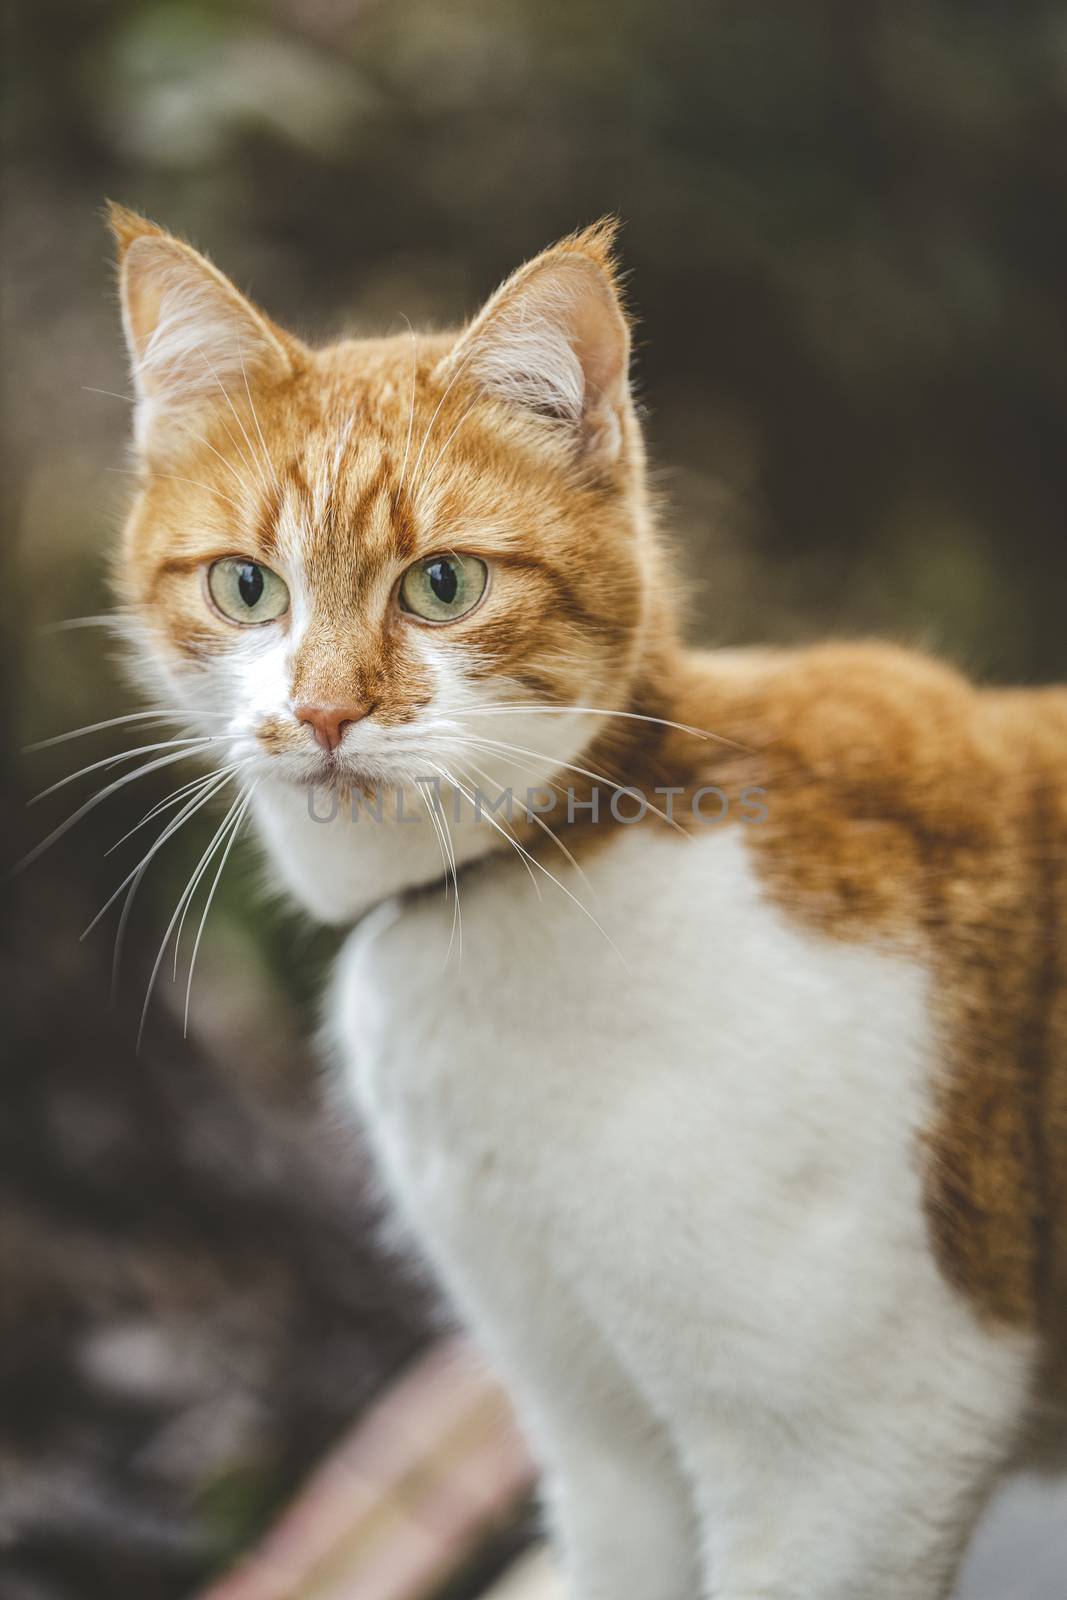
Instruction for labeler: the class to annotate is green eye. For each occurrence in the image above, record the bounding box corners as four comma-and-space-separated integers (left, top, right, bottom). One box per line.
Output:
399, 554, 488, 623
207, 558, 289, 625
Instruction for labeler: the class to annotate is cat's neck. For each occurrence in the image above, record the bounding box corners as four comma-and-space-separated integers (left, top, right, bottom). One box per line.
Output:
251, 772, 498, 925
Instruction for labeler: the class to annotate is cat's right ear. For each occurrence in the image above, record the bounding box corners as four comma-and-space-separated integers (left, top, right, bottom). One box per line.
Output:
436, 220, 632, 470
108, 203, 297, 457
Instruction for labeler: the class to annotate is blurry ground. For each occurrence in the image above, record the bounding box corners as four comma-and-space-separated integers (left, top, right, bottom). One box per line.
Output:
3, 3, 1067, 1597
2, 802, 437, 1598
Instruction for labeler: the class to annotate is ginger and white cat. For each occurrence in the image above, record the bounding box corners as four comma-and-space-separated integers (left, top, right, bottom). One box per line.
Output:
108, 205, 1066, 1599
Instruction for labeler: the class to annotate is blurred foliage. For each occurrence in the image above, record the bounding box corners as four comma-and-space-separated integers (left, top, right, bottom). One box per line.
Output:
3, 2, 1067, 1597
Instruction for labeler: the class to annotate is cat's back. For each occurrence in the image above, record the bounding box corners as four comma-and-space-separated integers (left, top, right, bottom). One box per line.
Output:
683, 640, 1067, 954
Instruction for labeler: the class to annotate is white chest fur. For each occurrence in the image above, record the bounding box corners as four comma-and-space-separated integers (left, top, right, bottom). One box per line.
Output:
337, 825, 939, 1356
330, 826, 1034, 1600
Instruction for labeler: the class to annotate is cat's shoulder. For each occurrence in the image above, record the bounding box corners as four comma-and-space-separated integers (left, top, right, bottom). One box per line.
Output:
664, 637, 1063, 900
679, 635, 1067, 771
674, 639, 987, 796
683, 638, 977, 736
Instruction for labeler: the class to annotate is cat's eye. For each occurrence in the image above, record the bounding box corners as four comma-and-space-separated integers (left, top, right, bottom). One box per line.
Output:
207, 558, 290, 626
399, 554, 489, 624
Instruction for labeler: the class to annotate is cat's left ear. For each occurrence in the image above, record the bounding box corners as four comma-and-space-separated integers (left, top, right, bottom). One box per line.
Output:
108, 203, 297, 456
437, 221, 632, 468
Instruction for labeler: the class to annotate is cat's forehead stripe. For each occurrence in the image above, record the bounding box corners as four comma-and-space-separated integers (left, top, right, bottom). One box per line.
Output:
259, 427, 404, 571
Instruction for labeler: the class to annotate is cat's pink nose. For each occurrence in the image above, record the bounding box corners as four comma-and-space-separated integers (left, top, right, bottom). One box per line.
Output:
294, 703, 374, 753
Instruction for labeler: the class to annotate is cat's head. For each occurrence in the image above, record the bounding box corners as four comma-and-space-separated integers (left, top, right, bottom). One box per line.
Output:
111, 206, 664, 801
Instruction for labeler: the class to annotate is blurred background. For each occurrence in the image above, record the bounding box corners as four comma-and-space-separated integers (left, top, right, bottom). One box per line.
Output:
4, 3, 1067, 1598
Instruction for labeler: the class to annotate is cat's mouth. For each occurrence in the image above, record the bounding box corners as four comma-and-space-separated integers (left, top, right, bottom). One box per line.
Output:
279, 747, 416, 795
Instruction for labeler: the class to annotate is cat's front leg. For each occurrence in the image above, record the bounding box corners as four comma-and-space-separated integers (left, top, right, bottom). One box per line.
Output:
534, 1381, 699, 1600
463, 1282, 700, 1600
418, 1241, 700, 1599
668, 1336, 1031, 1600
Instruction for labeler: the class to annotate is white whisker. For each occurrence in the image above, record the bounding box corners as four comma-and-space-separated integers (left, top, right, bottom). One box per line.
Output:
414, 778, 450, 888
24, 709, 225, 753
456, 747, 597, 904
236, 324, 281, 497
171, 774, 242, 979
418, 768, 464, 960
137, 788, 248, 1051
196, 342, 271, 498
183, 785, 255, 1034
461, 732, 689, 837
81, 770, 235, 941
408, 347, 478, 500
415, 779, 462, 963
428, 758, 545, 901
25, 712, 171, 752
418, 395, 482, 499
461, 703, 745, 749
443, 755, 541, 903
9, 746, 220, 878
109, 776, 231, 1000
174, 416, 257, 502
106, 465, 244, 514
37, 614, 126, 636
107, 765, 240, 855
431, 757, 627, 965
29, 736, 224, 805
81, 386, 134, 403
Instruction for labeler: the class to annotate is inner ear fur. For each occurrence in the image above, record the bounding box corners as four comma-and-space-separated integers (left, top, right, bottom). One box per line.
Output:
108, 203, 298, 455
437, 221, 632, 466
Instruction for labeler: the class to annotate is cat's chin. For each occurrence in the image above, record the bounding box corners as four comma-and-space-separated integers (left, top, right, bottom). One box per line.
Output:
266, 753, 422, 798
282, 759, 352, 788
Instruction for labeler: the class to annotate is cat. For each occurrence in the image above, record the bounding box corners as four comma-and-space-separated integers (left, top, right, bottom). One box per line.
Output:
107, 203, 1066, 1600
